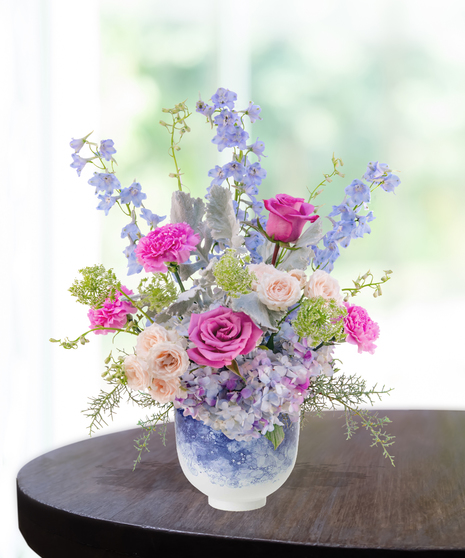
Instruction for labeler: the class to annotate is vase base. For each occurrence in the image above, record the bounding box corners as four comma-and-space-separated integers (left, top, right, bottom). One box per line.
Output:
208, 497, 266, 512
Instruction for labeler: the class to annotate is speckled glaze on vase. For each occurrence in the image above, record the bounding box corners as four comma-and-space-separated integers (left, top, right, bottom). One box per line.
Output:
174, 409, 299, 511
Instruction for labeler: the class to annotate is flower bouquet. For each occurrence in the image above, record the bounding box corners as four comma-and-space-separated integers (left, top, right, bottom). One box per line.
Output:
55, 87, 400, 511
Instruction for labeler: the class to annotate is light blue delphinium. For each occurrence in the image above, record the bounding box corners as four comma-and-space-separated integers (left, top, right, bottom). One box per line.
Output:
140, 208, 166, 229
121, 221, 140, 242
247, 138, 266, 161
363, 161, 401, 193
242, 101, 262, 123
223, 161, 245, 182
96, 193, 117, 216
245, 162, 267, 186
120, 181, 147, 207
70, 154, 94, 177
99, 139, 117, 161
88, 172, 121, 194
211, 87, 237, 110
345, 179, 371, 206
208, 165, 227, 187
123, 245, 143, 275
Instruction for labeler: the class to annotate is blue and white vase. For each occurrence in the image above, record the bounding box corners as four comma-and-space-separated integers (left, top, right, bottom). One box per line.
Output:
174, 410, 300, 511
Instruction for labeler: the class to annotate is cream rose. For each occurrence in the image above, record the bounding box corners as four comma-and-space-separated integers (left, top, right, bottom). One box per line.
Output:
248, 263, 281, 290
146, 342, 189, 379
304, 270, 343, 306
256, 270, 301, 311
288, 269, 307, 289
123, 354, 150, 391
148, 376, 180, 404
136, 323, 180, 360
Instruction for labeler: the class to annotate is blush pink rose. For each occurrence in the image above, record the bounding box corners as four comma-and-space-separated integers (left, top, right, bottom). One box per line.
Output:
87, 286, 136, 335
187, 306, 263, 368
264, 194, 319, 243
343, 303, 380, 354
135, 222, 200, 273
146, 342, 189, 379
136, 323, 180, 360
248, 262, 280, 290
305, 270, 343, 306
123, 355, 150, 390
256, 270, 301, 311
148, 376, 181, 404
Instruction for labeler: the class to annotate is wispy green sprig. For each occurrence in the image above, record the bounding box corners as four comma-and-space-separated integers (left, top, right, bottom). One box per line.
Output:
342, 269, 393, 301
302, 373, 395, 465
133, 404, 174, 470
160, 100, 191, 191
138, 274, 178, 313
307, 153, 345, 203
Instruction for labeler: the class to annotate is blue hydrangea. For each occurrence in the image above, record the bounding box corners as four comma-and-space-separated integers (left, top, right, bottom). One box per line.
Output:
345, 179, 371, 205
88, 172, 121, 194
99, 139, 116, 161
119, 181, 147, 207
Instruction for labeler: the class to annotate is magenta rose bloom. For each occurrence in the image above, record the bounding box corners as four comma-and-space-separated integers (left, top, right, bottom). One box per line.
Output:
343, 303, 380, 354
135, 222, 200, 273
187, 306, 263, 368
264, 194, 319, 243
88, 286, 136, 335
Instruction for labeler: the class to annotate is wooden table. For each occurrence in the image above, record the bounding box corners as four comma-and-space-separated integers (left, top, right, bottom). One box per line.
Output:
17, 410, 465, 557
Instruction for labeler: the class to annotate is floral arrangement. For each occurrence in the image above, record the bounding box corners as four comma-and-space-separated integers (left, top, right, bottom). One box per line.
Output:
54, 87, 400, 467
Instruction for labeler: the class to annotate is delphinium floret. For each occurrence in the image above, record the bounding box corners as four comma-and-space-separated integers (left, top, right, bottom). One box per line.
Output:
292, 296, 347, 345
213, 249, 255, 297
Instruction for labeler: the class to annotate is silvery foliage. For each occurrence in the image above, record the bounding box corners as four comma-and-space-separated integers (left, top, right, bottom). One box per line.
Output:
257, 219, 323, 271
155, 286, 215, 323
230, 292, 282, 333
170, 191, 213, 278
206, 185, 244, 250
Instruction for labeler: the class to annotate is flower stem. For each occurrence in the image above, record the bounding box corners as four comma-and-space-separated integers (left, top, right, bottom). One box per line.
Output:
173, 269, 185, 293
271, 243, 280, 267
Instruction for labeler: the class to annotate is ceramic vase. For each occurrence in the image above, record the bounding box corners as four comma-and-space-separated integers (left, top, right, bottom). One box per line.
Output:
174, 409, 299, 511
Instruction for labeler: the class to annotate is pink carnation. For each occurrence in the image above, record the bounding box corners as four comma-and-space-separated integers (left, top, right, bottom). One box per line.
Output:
135, 222, 200, 273
88, 286, 136, 335
343, 303, 380, 354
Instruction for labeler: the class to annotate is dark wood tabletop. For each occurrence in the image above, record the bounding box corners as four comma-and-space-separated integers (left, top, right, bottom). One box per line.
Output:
17, 410, 465, 557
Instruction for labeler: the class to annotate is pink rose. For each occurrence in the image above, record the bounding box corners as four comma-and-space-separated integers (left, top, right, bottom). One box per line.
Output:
135, 222, 200, 273
187, 306, 263, 368
136, 323, 180, 360
264, 194, 319, 243
87, 286, 136, 335
146, 342, 189, 379
123, 355, 150, 390
305, 270, 343, 306
343, 303, 380, 354
256, 270, 301, 311
148, 376, 181, 404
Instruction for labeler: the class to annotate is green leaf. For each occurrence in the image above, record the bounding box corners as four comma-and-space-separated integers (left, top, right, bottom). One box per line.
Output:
265, 425, 285, 450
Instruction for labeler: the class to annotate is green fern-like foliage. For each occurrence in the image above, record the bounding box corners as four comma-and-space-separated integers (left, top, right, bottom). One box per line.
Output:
69, 264, 119, 307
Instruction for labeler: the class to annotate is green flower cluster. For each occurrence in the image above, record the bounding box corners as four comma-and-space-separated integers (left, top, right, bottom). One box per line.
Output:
138, 274, 177, 312
292, 296, 347, 345
213, 250, 254, 297
69, 265, 119, 307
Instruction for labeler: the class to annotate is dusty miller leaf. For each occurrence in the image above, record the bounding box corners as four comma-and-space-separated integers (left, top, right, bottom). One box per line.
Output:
170, 191, 205, 233
206, 185, 242, 245
279, 219, 323, 271
165, 286, 203, 316
230, 292, 282, 332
